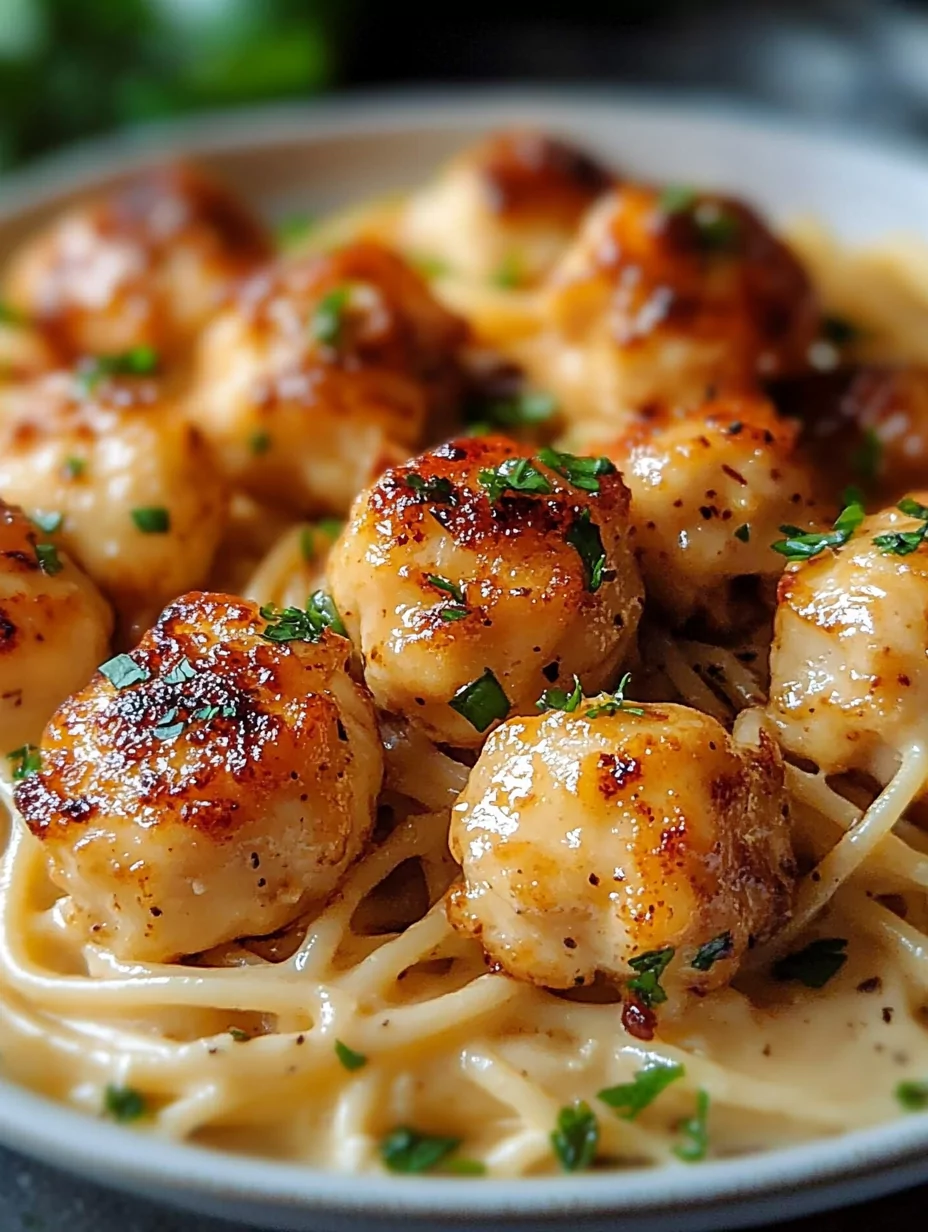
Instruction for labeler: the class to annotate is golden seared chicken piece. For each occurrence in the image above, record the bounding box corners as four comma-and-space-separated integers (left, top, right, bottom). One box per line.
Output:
3, 164, 271, 361
520, 184, 818, 427
329, 436, 644, 748
397, 129, 613, 287
771, 364, 928, 506
597, 394, 821, 629
0, 501, 112, 751
0, 369, 226, 641
186, 241, 468, 517
768, 494, 928, 787
15, 591, 382, 962
448, 702, 794, 1011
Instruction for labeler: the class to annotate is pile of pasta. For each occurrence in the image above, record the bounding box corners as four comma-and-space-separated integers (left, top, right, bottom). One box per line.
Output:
2, 131, 928, 1176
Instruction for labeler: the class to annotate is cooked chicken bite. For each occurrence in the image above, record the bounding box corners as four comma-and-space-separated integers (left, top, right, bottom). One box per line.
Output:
186, 241, 468, 516
15, 591, 382, 962
0, 501, 112, 752
768, 495, 928, 787
596, 394, 821, 629
448, 702, 794, 1008
3, 164, 270, 361
519, 184, 817, 427
0, 370, 226, 642
328, 436, 644, 748
397, 130, 613, 287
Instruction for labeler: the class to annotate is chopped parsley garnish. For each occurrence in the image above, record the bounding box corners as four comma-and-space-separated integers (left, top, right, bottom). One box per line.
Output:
31, 511, 62, 534
379, 1127, 462, 1174
34, 542, 62, 575
444, 1159, 487, 1176
658, 188, 739, 251
99, 653, 149, 690
551, 1101, 599, 1172
63, 456, 86, 479
734, 524, 750, 543
448, 668, 510, 732
0, 300, 25, 325
151, 707, 185, 741
598, 1059, 685, 1120
896, 1080, 928, 1111
772, 937, 848, 989
260, 590, 347, 643
537, 674, 583, 713
275, 212, 316, 249
103, 1084, 147, 1122
310, 285, 351, 347
537, 447, 616, 494
478, 456, 552, 503
300, 518, 343, 562
852, 427, 882, 485
426, 573, 468, 621
584, 672, 645, 719
565, 508, 607, 592
626, 946, 675, 1008
772, 497, 865, 563
658, 185, 699, 215
334, 1040, 368, 1071
7, 744, 40, 781
406, 473, 457, 505
77, 345, 159, 393
873, 497, 928, 556
411, 253, 451, 279
820, 314, 860, 347
691, 932, 734, 972
163, 657, 196, 685
473, 390, 557, 432
673, 1089, 710, 1162
131, 506, 171, 534
193, 704, 236, 721
228, 1026, 252, 1042
492, 254, 523, 289
249, 429, 272, 456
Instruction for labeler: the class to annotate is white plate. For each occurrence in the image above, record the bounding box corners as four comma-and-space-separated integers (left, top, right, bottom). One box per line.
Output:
2, 89, 928, 1232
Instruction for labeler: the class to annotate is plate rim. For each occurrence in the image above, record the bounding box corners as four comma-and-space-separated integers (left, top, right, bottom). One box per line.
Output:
1, 85, 928, 1221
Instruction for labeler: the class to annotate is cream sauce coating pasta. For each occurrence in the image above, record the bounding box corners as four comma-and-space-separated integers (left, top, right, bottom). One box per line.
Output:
0, 135, 928, 1180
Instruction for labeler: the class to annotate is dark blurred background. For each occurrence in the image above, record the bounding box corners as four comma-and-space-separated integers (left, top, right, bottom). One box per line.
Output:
2, 0, 928, 169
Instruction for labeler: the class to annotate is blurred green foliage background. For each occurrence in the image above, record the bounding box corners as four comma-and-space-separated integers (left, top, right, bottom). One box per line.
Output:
0, 0, 349, 168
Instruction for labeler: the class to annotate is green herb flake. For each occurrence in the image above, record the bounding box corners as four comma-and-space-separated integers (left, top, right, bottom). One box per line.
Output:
310, 285, 351, 347
566, 508, 608, 592
443, 1158, 487, 1176
0, 301, 25, 326
691, 932, 734, 972
537, 447, 616, 493
411, 253, 451, 280
7, 744, 40, 781
249, 429, 272, 456
406, 473, 457, 505
99, 653, 149, 690
473, 390, 557, 431
598, 1059, 685, 1120
31, 511, 62, 534
537, 674, 583, 713
692, 204, 740, 252
626, 945, 675, 1007
772, 497, 865, 563
772, 937, 848, 989
585, 672, 646, 720
379, 1126, 462, 1174
131, 506, 171, 534
673, 1089, 710, 1162
33, 542, 62, 575
78, 346, 160, 393
852, 427, 883, 485
551, 1101, 599, 1172
449, 668, 510, 732
228, 1026, 251, 1042
896, 1080, 928, 1112
874, 497, 928, 557
492, 254, 523, 289
163, 657, 196, 686
151, 707, 185, 741
103, 1084, 147, 1123
63, 456, 86, 480
734, 523, 750, 543
478, 456, 552, 503
335, 1040, 368, 1071
658, 185, 699, 215
275, 212, 316, 249
426, 573, 469, 622
260, 590, 346, 644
